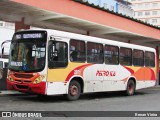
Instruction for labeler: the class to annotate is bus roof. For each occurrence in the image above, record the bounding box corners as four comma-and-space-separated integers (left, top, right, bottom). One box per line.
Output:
16, 29, 156, 52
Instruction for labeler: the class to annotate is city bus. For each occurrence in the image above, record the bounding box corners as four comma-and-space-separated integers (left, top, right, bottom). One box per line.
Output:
7, 29, 156, 100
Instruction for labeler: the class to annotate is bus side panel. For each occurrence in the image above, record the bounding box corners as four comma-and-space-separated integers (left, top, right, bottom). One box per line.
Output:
102, 65, 130, 91
46, 62, 87, 95
46, 67, 69, 95
144, 67, 156, 88
46, 63, 156, 95
83, 64, 103, 93
83, 65, 130, 92
46, 81, 68, 95
130, 66, 145, 89
124, 66, 156, 90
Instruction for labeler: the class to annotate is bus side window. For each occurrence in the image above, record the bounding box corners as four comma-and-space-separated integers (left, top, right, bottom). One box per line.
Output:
70, 46, 77, 61
133, 50, 144, 66
120, 47, 132, 66
70, 39, 86, 62
104, 45, 119, 65
145, 51, 155, 67
87, 42, 103, 64
48, 40, 68, 68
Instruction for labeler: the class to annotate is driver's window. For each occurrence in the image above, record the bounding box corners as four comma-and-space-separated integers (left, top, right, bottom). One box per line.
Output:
48, 41, 68, 68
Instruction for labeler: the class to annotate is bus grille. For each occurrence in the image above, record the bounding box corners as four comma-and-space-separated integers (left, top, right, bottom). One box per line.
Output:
15, 80, 32, 84
16, 85, 29, 90
14, 73, 33, 79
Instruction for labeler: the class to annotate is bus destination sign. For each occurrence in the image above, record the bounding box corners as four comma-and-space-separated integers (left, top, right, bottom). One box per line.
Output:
15, 33, 43, 40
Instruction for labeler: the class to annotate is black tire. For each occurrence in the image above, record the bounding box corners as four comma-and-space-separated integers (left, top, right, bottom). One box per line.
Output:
126, 80, 135, 96
66, 80, 81, 101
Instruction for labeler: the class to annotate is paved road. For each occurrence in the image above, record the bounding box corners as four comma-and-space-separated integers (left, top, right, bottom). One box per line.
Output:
0, 87, 160, 120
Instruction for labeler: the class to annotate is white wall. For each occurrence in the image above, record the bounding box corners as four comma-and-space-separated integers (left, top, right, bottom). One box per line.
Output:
0, 27, 14, 55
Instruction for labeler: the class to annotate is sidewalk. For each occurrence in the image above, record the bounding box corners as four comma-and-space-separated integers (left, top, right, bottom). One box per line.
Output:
0, 90, 23, 95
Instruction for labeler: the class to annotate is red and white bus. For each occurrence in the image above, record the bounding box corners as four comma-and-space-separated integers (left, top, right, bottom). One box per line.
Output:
7, 29, 156, 100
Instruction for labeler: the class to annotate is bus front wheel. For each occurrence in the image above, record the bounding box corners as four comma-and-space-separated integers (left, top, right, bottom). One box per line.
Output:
66, 80, 81, 101
126, 80, 135, 96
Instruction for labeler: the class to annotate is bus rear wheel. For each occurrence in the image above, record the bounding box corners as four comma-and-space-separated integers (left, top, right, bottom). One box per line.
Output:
126, 80, 135, 96
66, 80, 81, 101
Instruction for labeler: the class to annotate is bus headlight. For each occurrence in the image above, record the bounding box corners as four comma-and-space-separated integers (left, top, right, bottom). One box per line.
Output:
33, 75, 45, 84
8, 75, 13, 82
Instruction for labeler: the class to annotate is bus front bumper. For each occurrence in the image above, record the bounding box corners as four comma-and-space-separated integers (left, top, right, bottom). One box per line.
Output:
7, 80, 46, 95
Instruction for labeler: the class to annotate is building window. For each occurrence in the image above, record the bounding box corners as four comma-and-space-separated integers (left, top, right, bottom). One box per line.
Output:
152, 11, 158, 15
152, 19, 157, 23
145, 11, 150, 16
138, 12, 142, 16
145, 3, 150, 7
153, 3, 158, 7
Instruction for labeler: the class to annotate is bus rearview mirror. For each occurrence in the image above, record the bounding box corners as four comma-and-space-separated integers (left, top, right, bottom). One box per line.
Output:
11, 50, 14, 57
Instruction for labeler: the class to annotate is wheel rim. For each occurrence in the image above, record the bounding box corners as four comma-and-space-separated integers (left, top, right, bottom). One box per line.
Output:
70, 85, 78, 96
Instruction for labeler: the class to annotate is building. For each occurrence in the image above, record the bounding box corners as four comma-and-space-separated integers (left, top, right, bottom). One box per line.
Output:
83, 0, 134, 17
116, 0, 134, 17
0, 21, 14, 57
131, 0, 160, 27
97, 0, 117, 12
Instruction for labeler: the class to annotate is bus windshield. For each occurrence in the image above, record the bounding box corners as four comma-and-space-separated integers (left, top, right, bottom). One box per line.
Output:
8, 31, 47, 72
